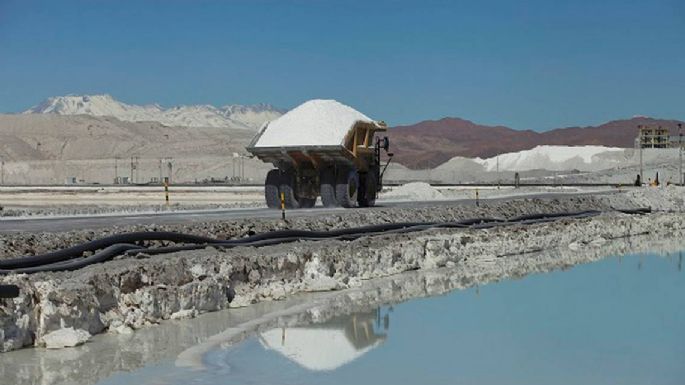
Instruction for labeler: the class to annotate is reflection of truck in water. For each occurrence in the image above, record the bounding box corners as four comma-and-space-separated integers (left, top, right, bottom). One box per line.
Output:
247, 100, 392, 209
259, 308, 389, 371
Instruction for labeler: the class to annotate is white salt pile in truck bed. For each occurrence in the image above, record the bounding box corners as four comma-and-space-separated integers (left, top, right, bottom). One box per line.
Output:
253, 99, 374, 147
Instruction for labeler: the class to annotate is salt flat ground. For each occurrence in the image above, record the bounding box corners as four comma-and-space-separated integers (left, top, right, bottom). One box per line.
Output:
0, 185, 264, 206
0, 185, 266, 217
0, 184, 616, 218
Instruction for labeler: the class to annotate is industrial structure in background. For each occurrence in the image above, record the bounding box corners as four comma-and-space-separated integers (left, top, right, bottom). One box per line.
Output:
248, 100, 393, 209
636, 123, 684, 185
111, 156, 174, 185
638, 125, 671, 148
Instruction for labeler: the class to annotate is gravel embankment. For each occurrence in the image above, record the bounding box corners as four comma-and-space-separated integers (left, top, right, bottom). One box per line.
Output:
0, 193, 620, 259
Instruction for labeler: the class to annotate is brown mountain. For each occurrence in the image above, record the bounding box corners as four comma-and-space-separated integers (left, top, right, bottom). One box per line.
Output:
389, 117, 683, 169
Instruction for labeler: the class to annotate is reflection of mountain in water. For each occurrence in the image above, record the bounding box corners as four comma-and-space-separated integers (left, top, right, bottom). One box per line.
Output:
258, 308, 389, 371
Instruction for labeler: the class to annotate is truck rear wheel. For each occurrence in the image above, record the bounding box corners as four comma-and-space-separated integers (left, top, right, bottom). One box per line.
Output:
265, 169, 282, 209
358, 172, 377, 207
280, 170, 300, 209
299, 198, 316, 208
336, 169, 359, 208
320, 168, 338, 207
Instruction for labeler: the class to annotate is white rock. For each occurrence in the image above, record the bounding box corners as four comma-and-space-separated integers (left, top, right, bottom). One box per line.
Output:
590, 237, 607, 247
41, 328, 91, 349
229, 294, 252, 308
302, 256, 341, 291
170, 309, 197, 320
111, 325, 134, 335
303, 275, 340, 292
190, 264, 207, 279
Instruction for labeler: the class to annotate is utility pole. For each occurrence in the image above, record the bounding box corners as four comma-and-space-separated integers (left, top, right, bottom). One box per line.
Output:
496, 155, 500, 189
636, 134, 643, 185
640, 144, 645, 183
0, 158, 4, 185
114, 157, 119, 184
130, 156, 139, 184
679, 123, 683, 186
159, 158, 163, 183
163, 157, 173, 184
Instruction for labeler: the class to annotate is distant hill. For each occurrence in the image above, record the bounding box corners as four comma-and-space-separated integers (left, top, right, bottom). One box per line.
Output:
0, 114, 254, 162
0, 113, 271, 184
389, 117, 684, 169
23, 94, 284, 130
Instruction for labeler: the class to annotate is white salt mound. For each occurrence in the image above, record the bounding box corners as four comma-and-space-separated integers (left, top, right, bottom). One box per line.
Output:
476, 145, 626, 172
253, 99, 374, 147
384, 182, 444, 201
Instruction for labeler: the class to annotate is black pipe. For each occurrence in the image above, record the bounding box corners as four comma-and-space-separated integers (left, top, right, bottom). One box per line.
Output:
0, 223, 430, 270
0, 232, 218, 269
0, 209, 642, 275
615, 208, 651, 215
0, 244, 145, 274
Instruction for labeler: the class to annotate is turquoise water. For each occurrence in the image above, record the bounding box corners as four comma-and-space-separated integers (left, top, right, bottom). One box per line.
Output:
101, 252, 685, 385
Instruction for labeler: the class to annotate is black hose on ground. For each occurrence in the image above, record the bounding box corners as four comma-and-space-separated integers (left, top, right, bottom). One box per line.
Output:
0, 209, 640, 275
0, 223, 436, 270
0, 232, 217, 270
615, 208, 651, 215
0, 284, 20, 298
0, 244, 145, 274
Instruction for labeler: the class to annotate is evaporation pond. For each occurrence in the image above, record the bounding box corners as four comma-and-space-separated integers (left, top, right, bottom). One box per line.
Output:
100, 252, 685, 385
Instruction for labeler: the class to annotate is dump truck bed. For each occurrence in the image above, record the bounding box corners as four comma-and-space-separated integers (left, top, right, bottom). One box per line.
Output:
247, 143, 356, 168
246, 99, 385, 169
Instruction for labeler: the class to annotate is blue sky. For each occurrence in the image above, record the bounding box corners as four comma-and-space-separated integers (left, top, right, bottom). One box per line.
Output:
0, 0, 683, 130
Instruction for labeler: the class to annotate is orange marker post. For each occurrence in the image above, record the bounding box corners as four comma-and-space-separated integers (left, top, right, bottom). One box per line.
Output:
164, 178, 170, 206
280, 192, 286, 220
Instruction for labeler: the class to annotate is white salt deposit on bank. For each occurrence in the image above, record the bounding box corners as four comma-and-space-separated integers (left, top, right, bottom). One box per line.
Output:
383, 182, 445, 201
476, 145, 627, 172
619, 185, 685, 212
252, 99, 376, 147
40, 328, 91, 349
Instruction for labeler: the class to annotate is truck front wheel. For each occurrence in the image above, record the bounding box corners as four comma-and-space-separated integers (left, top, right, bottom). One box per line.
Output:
265, 169, 282, 209
299, 198, 316, 208
336, 169, 359, 208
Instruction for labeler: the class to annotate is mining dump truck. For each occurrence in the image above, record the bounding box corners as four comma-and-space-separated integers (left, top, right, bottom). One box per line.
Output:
247, 99, 392, 209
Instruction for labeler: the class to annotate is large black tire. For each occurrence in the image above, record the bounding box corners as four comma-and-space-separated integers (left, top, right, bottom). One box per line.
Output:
336, 169, 359, 208
265, 169, 281, 209
279, 170, 300, 209
299, 198, 316, 208
358, 172, 377, 207
320, 168, 339, 207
